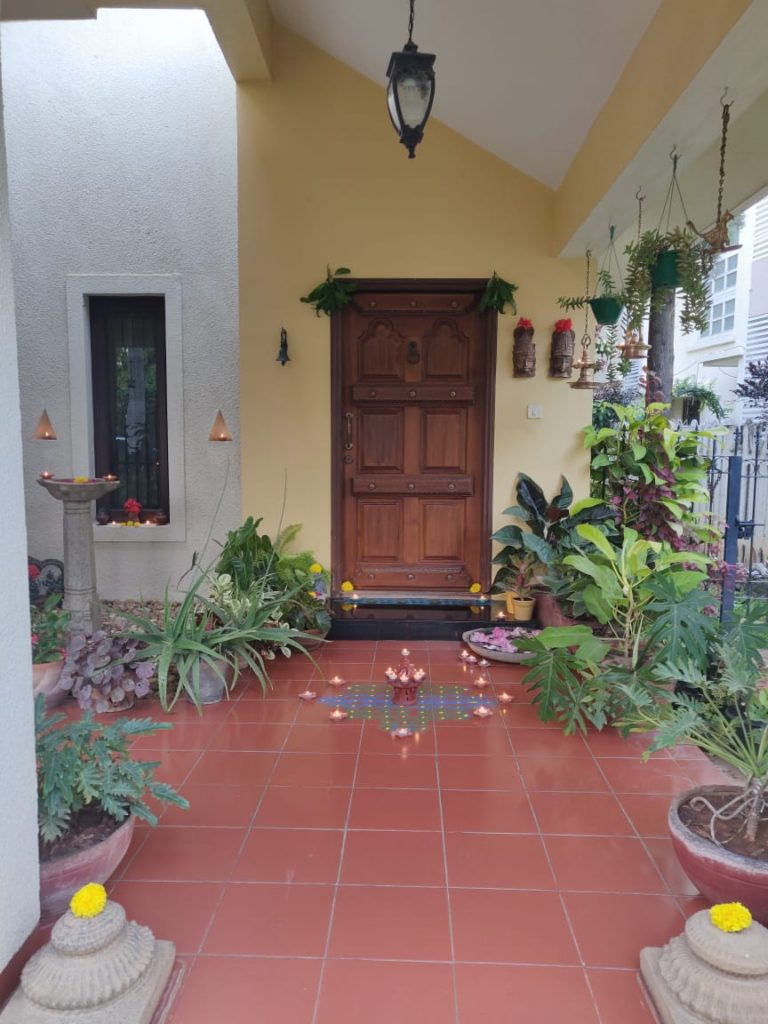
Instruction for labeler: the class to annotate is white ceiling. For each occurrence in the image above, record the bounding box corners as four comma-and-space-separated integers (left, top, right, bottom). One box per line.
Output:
268, 0, 661, 188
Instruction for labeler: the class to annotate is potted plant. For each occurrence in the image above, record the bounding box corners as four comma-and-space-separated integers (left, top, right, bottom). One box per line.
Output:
624, 228, 713, 333
31, 594, 70, 708
672, 377, 727, 423
59, 629, 156, 712
498, 552, 539, 621
35, 696, 188, 918
559, 269, 624, 326
618, 646, 768, 923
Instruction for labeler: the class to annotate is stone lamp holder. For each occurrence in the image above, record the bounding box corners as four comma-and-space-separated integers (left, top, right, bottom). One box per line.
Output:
32, 409, 57, 441
208, 410, 232, 442
640, 908, 768, 1024
0, 898, 177, 1024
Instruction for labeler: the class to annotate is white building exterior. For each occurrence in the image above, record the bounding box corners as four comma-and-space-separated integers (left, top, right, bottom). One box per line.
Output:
2, 9, 240, 599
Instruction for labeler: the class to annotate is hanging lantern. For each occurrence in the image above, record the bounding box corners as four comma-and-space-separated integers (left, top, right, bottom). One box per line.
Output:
569, 334, 599, 390
386, 0, 436, 159
617, 328, 650, 361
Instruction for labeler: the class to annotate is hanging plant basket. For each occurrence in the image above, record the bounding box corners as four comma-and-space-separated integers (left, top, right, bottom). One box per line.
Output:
588, 296, 623, 326
651, 250, 681, 290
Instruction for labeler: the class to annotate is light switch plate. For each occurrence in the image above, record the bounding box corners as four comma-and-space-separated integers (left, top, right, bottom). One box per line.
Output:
527, 404, 544, 419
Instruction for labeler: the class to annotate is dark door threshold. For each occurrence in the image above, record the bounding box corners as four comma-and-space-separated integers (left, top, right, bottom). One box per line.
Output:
328, 599, 505, 641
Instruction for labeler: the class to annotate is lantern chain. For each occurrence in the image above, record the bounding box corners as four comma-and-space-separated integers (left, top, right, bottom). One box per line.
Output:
717, 95, 731, 226
408, 0, 415, 44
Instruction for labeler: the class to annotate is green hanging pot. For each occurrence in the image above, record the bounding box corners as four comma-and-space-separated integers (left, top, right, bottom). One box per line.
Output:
589, 296, 623, 326
651, 250, 681, 290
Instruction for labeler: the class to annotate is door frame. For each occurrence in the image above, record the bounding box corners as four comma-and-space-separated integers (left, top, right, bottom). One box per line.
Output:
330, 278, 498, 596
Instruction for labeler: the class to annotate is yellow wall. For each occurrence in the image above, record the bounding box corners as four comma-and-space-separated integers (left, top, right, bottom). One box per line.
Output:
238, 25, 591, 570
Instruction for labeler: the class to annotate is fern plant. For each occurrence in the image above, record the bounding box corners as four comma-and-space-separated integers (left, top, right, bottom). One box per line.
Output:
35, 696, 188, 845
300, 266, 357, 316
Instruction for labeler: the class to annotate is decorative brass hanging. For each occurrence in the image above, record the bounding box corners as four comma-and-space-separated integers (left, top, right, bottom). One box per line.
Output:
569, 250, 599, 390
686, 90, 739, 255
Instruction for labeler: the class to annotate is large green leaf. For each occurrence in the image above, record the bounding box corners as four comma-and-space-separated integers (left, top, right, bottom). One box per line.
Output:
521, 533, 555, 563
515, 474, 548, 533
575, 523, 616, 561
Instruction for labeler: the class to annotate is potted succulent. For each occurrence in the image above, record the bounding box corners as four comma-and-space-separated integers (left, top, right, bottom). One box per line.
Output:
624, 228, 713, 333
618, 646, 768, 923
31, 594, 70, 708
35, 696, 188, 918
60, 629, 156, 712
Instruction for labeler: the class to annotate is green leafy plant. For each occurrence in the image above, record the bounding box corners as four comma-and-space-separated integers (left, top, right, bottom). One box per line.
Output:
31, 594, 69, 663
617, 646, 768, 844
672, 377, 726, 421
35, 695, 188, 845
516, 625, 614, 734
300, 266, 357, 316
585, 402, 718, 548
563, 525, 708, 660
623, 228, 713, 334
495, 551, 540, 600
478, 272, 518, 315
557, 269, 624, 313
491, 474, 615, 595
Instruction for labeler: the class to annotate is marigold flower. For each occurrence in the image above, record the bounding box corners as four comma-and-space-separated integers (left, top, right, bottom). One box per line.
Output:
70, 882, 108, 919
73, 476, 89, 484
340, 581, 354, 592
309, 563, 323, 574
710, 902, 752, 933
469, 583, 481, 594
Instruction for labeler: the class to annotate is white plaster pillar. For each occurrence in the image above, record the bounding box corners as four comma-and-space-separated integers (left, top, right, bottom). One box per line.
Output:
0, 11, 42, 970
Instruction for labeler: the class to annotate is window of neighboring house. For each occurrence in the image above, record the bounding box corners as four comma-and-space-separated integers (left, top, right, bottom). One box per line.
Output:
89, 296, 169, 523
701, 253, 738, 337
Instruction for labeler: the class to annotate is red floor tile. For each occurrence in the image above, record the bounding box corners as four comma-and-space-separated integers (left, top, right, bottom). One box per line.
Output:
518, 756, 609, 792
355, 752, 438, 788
225, 699, 298, 724
254, 786, 352, 829
617, 794, 674, 837
138, 749, 201, 786
204, 883, 333, 955
530, 791, 634, 836
435, 723, 514, 756
329, 885, 452, 960
162, 783, 263, 827
316, 960, 456, 1024
510, 729, 590, 756
441, 789, 536, 833
587, 969, 658, 1024
544, 836, 666, 893
232, 828, 343, 883
564, 892, 683, 967
451, 889, 579, 965
438, 755, 523, 791
186, 750, 278, 786
360, 723, 436, 755
502, 702, 562, 728
644, 837, 699, 896
169, 956, 321, 1024
674, 758, 731, 786
271, 752, 357, 787
341, 830, 446, 886
284, 722, 363, 753
584, 729, 667, 759
109, 880, 222, 954
131, 721, 212, 751
456, 964, 599, 1024
598, 758, 696, 795
445, 833, 555, 889
123, 827, 246, 881
207, 721, 291, 750
348, 788, 442, 830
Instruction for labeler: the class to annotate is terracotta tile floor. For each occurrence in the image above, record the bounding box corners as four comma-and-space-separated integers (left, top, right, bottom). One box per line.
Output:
95, 640, 724, 1022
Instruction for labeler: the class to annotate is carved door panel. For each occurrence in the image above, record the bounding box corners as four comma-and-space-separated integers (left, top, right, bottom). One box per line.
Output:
332, 285, 495, 593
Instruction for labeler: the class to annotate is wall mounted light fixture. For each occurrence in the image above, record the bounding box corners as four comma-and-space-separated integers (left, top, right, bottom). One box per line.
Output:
33, 409, 57, 440
276, 327, 291, 366
208, 410, 233, 442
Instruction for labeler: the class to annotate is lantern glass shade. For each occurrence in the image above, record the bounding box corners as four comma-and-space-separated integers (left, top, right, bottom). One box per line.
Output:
386, 46, 435, 158
33, 409, 57, 440
208, 410, 233, 442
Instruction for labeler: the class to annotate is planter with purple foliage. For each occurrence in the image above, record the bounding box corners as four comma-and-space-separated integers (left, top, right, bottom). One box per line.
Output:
60, 630, 156, 712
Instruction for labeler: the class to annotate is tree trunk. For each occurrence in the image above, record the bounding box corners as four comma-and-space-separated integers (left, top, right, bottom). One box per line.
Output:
647, 288, 675, 403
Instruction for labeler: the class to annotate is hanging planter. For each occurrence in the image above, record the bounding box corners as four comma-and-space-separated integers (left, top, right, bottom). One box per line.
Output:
588, 295, 623, 326
559, 229, 625, 327
650, 249, 681, 290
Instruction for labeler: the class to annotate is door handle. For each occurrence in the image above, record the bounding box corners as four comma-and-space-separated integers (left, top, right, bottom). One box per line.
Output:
344, 411, 354, 450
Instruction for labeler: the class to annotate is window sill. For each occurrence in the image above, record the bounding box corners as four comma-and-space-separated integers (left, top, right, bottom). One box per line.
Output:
93, 522, 185, 543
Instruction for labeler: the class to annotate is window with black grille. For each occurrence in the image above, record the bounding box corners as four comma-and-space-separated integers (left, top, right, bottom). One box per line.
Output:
89, 296, 169, 524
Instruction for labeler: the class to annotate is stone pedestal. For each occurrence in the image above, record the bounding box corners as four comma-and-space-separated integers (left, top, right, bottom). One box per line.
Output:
640, 909, 768, 1024
0, 900, 175, 1024
37, 479, 119, 633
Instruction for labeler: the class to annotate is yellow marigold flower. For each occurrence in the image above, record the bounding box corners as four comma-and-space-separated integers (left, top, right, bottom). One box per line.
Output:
340, 603, 353, 612
340, 581, 354, 592
70, 882, 108, 919
310, 563, 323, 574
73, 476, 90, 484
710, 902, 752, 933
469, 583, 481, 594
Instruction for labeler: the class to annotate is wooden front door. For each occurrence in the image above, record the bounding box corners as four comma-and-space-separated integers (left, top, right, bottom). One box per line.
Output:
332, 281, 496, 594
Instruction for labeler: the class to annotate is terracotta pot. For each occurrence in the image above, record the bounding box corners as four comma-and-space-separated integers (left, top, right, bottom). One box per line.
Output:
535, 592, 575, 628
512, 597, 535, 622
32, 661, 66, 710
669, 786, 768, 925
39, 815, 135, 921
300, 628, 329, 651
